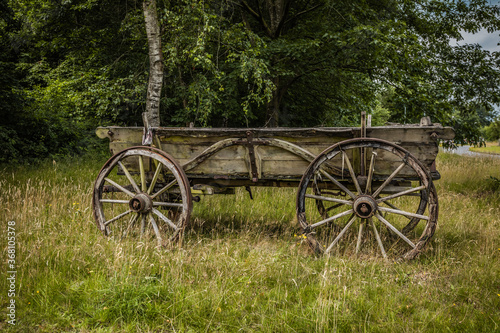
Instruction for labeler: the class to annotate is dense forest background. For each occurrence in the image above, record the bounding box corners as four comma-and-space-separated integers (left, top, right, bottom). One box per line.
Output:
1, 0, 500, 163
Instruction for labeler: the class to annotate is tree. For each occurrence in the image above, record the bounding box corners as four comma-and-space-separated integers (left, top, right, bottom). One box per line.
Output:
3, 0, 500, 163
143, 0, 163, 128
159, 0, 500, 138
234, 0, 500, 132
484, 119, 500, 141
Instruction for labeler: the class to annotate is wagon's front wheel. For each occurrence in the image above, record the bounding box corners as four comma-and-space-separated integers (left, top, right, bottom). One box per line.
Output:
93, 147, 192, 245
296, 138, 438, 260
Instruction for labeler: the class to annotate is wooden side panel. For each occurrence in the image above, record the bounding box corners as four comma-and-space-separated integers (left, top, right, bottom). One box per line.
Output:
96, 124, 453, 180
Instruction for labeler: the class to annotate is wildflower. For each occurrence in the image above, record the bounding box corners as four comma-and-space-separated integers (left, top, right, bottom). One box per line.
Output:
217, 307, 221, 313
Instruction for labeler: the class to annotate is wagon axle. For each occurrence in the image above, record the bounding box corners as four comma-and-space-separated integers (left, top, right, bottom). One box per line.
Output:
353, 195, 377, 219
129, 193, 153, 213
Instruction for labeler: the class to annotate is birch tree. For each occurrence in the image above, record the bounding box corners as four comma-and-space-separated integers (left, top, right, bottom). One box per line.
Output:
143, 0, 163, 128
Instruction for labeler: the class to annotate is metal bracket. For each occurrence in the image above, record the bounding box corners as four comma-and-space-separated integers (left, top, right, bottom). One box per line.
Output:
245, 186, 254, 200
233, 131, 269, 183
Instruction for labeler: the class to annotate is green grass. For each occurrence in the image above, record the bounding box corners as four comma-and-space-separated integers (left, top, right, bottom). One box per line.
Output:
470, 142, 500, 155
1, 151, 499, 332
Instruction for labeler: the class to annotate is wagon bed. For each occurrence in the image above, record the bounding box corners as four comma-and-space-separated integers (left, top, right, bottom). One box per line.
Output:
96, 122, 453, 184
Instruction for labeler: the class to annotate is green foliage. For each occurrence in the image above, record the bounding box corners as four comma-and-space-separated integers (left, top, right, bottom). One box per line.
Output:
489, 176, 500, 191
160, 1, 275, 126
2, 0, 500, 161
0, 0, 149, 161
483, 119, 500, 141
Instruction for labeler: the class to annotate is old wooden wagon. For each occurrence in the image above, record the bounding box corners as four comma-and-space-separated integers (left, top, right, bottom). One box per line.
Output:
93, 114, 454, 259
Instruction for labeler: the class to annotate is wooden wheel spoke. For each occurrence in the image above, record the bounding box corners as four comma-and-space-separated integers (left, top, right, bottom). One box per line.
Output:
139, 155, 146, 192
326, 203, 344, 212
100, 199, 129, 204
305, 194, 352, 206
152, 208, 179, 231
118, 161, 141, 193
148, 214, 163, 245
151, 179, 178, 200
153, 201, 184, 208
381, 201, 411, 220
377, 185, 426, 203
365, 152, 377, 194
325, 215, 357, 254
355, 220, 365, 254
104, 178, 135, 197
141, 214, 146, 234
370, 218, 387, 259
104, 209, 132, 227
122, 214, 139, 239
147, 163, 163, 195
372, 162, 406, 198
310, 209, 354, 229
378, 206, 429, 221
342, 151, 362, 194
319, 170, 356, 199
374, 212, 416, 248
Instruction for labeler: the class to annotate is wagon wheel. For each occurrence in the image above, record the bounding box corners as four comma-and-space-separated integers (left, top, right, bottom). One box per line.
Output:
93, 146, 192, 246
312, 158, 429, 236
296, 138, 438, 260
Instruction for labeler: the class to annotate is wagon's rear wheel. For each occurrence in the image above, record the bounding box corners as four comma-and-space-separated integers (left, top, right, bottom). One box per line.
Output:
93, 146, 192, 245
296, 138, 438, 260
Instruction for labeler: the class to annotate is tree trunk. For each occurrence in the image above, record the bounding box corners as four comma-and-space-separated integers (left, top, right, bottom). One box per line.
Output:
265, 76, 280, 127
143, 0, 163, 128
263, 0, 289, 126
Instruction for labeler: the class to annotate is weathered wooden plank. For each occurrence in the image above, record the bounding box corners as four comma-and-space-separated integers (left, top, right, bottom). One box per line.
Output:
97, 124, 454, 143
97, 123, 453, 181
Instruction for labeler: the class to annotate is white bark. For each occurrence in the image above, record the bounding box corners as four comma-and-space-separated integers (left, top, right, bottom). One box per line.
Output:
143, 0, 163, 128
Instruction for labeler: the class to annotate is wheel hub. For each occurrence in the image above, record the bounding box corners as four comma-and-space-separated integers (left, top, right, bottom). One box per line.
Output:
129, 193, 153, 213
353, 195, 377, 218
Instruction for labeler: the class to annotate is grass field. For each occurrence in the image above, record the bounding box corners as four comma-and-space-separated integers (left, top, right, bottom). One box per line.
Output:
470, 142, 500, 155
1, 150, 499, 332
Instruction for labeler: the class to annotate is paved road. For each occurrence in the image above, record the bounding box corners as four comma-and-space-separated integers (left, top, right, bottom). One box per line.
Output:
443, 145, 500, 159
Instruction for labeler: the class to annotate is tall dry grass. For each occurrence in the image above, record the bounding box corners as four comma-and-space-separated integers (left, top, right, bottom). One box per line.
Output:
0, 152, 499, 332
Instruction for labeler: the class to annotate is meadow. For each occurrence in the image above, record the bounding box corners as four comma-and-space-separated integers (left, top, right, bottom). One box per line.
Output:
0, 150, 499, 332
470, 142, 500, 155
